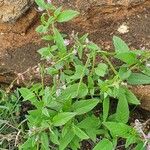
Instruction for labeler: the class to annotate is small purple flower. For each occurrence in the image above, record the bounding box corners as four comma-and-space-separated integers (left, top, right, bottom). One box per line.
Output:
64, 39, 70, 46
47, 0, 52, 3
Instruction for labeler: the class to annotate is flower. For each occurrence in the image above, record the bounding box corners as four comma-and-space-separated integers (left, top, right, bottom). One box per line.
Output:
64, 39, 70, 46
47, 0, 52, 3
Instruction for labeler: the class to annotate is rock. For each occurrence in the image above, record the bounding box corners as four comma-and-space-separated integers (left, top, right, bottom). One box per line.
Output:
131, 86, 150, 111
0, 8, 38, 34
75, 0, 147, 12
0, 0, 34, 23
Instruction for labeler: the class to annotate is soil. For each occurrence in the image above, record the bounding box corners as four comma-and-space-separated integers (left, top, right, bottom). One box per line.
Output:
0, 1, 150, 71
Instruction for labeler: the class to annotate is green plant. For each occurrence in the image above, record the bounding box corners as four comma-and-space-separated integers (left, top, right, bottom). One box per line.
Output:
17, 0, 150, 149
0, 89, 22, 149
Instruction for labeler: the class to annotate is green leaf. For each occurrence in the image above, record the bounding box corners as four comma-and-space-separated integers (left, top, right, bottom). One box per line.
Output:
85, 129, 98, 142
103, 97, 110, 121
116, 88, 129, 123
36, 25, 48, 33
59, 129, 75, 150
41, 132, 50, 150
57, 10, 79, 22
125, 135, 139, 148
70, 136, 80, 150
113, 36, 130, 53
59, 83, 88, 99
72, 99, 99, 115
93, 138, 113, 150
71, 65, 88, 80
95, 63, 108, 77
46, 67, 58, 75
103, 122, 133, 138
88, 76, 94, 95
50, 130, 60, 145
134, 142, 146, 150
19, 88, 35, 100
53, 27, 66, 55
118, 67, 131, 80
127, 73, 150, 85
42, 35, 53, 41
35, 0, 47, 9
38, 47, 52, 58
73, 125, 89, 140
77, 116, 101, 129
115, 52, 138, 65
42, 108, 50, 117
87, 42, 100, 51
20, 136, 36, 149
53, 112, 76, 126
54, 7, 62, 17
124, 88, 140, 105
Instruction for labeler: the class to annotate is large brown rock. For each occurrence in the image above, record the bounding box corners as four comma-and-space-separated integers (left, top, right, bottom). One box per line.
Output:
0, 0, 34, 23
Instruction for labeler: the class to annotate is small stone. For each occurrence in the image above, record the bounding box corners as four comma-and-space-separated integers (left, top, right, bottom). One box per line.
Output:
117, 23, 129, 34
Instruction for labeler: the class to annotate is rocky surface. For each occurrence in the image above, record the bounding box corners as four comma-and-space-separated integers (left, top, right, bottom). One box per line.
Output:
0, 0, 34, 23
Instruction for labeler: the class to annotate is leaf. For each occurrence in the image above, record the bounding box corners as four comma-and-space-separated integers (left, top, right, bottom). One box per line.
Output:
95, 63, 108, 77
73, 125, 89, 140
59, 83, 88, 99
103, 122, 132, 138
20, 136, 36, 149
113, 36, 130, 53
59, 129, 75, 150
46, 67, 58, 76
35, 0, 47, 9
50, 130, 60, 145
36, 25, 48, 33
54, 7, 62, 17
87, 42, 100, 51
53, 27, 66, 55
71, 65, 88, 80
19, 88, 35, 101
53, 112, 76, 126
70, 136, 80, 150
124, 88, 140, 105
38, 47, 52, 58
93, 138, 113, 150
134, 142, 146, 150
41, 132, 50, 150
116, 88, 129, 123
88, 76, 94, 95
125, 135, 139, 148
118, 67, 131, 80
103, 97, 110, 121
127, 73, 150, 85
57, 10, 79, 22
72, 99, 99, 115
77, 116, 101, 129
42, 35, 53, 41
42, 108, 50, 117
85, 129, 98, 142
115, 52, 138, 65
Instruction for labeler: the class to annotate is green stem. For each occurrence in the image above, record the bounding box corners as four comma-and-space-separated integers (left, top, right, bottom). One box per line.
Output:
76, 55, 90, 96
102, 55, 118, 75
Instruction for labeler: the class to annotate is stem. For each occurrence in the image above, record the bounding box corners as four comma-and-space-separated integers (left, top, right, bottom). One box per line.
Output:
102, 54, 118, 75
76, 55, 90, 96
